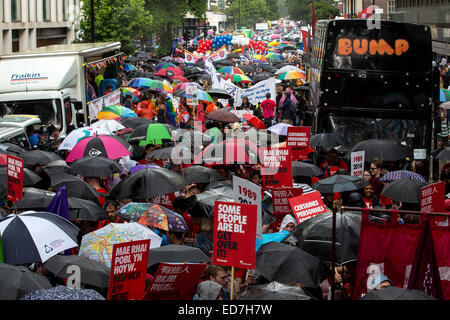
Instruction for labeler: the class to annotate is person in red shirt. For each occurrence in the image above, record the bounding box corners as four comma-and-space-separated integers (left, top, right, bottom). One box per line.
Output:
260, 92, 276, 128
319, 149, 349, 171
84, 177, 108, 207
362, 185, 380, 209
95, 200, 126, 230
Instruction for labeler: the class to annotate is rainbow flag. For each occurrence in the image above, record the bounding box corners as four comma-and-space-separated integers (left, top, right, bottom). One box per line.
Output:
165, 99, 177, 127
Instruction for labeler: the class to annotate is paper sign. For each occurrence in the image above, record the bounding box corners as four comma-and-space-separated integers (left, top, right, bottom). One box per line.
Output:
213, 201, 257, 269
287, 127, 311, 160
289, 191, 328, 224
261, 147, 293, 189
233, 176, 262, 239
414, 149, 426, 160
420, 181, 445, 213
351, 151, 365, 178
6, 155, 24, 203
149, 192, 176, 210
107, 239, 150, 300
144, 263, 207, 300
272, 187, 303, 215
104, 89, 121, 107
186, 82, 198, 106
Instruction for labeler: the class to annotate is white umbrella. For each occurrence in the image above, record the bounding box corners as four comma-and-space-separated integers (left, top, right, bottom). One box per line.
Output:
0, 211, 79, 265
88, 119, 125, 132
275, 65, 304, 75
58, 127, 113, 151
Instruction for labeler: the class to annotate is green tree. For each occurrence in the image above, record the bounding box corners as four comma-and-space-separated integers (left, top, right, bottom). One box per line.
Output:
265, 0, 280, 21
286, 0, 339, 23
227, 0, 270, 29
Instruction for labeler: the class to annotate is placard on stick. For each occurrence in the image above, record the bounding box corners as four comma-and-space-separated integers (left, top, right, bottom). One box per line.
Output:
272, 187, 303, 215
213, 201, 257, 269
107, 239, 150, 300
286, 126, 310, 160
233, 176, 262, 239
6, 155, 23, 203
420, 181, 445, 213
351, 151, 365, 178
289, 191, 328, 224
260, 147, 293, 189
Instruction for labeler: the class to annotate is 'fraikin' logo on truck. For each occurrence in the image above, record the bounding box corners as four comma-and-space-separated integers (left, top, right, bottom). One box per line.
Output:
10, 73, 48, 83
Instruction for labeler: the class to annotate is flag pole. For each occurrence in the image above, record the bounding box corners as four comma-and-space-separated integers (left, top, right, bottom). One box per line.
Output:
230, 266, 235, 300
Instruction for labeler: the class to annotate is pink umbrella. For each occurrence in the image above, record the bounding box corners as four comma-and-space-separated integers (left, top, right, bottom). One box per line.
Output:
66, 135, 131, 163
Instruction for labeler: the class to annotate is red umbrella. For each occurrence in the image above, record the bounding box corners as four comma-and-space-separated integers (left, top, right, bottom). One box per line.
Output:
154, 67, 183, 77
170, 75, 189, 83
242, 113, 266, 129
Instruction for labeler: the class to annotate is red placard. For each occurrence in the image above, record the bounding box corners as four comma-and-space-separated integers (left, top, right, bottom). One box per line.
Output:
289, 190, 328, 224
286, 126, 311, 160
213, 201, 257, 269
149, 192, 176, 210
107, 239, 150, 300
420, 182, 445, 213
272, 187, 303, 215
260, 147, 293, 189
144, 263, 207, 300
6, 155, 24, 203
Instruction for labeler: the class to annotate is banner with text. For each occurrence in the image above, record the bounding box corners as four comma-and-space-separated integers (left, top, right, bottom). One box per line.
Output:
289, 190, 328, 224
286, 126, 311, 160
420, 181, 445, 213
6, 155, 24, 203
261, 147, 293, 189
88, 88, 121, 121
213, 201, 257, 269
233, 176, 262, 239
351, 151, 365, 178
272, 187, 304, 215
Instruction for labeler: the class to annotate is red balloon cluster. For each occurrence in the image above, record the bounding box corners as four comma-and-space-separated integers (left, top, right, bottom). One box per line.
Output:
248, 40, 266, 54
197, 39, 213, 54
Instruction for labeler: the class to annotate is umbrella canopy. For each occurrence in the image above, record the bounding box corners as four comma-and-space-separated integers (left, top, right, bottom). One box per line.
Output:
66, 135, 131, 163
69, 156, 122, 177
282, 211, 362, 265
78, 222, 162, 267
217, 66, 244, 75
313, 174, 368, 193
0, 166, 41, 187
120, 116, 153, 129
265, 52, 284, 60
267, 123, 293, 136
0, 263, 53, 300
117, 202, 155, 222
127, 78, 173, 93
173, 130, 212, 146
381, 179, 427, 204
122, 87, 142, 102
50, 173, 101, 203
277, 70, 307, 80
252, 54, 268, 62
123, 63, 137, 71
252, 72, 274, 83
0, 211, 79, 265
242, 113, 266, 129
360, 286, 436, 300
21, 285, 105, 300
195, 186, 235, 217
0, 142, 26, 154
205, 109, 240, 123
109, 167, 189, 200
154, 62, 177, 71
238, 281, 313, 300
137, 204, 189, 232
174, 89, 213, 102
198, 138, 259, 165
182, 165, 224, 184
96, 105, 137, 120
224, 74, 253, 83
309, 133, 349, 147
146, 145, 190, 161
154, 66, 183, 77
58, 127, 113, 151
207, 88, 232, 99
89, 119, 125, 133
350, 139, 407, 162
20, 150, 63, 170
292, 161, 323, 177
173, 82, 203, 92
380, 170, 427, 183
237, 64, 256, 74
43, 254, 110, 289
254, 242, 329, 290
436, 147, 450, 160
148, 244, 210, 266
275, 65, 303, 75
126, 123, 172, 147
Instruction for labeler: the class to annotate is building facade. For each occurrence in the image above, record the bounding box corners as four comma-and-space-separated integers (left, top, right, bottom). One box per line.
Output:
0, 0, 81, 55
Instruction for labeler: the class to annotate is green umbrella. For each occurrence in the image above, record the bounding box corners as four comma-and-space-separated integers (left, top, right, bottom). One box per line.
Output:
205, 127, 222, 144
127, 123, 172, 146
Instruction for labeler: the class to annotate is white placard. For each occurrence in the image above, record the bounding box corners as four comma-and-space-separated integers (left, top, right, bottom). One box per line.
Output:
414, 149, 426, 160
351, 151, 365, 178
233, 176, 262, 239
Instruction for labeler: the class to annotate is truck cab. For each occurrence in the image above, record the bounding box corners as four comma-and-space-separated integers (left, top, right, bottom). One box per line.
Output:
0, 114, 41, 151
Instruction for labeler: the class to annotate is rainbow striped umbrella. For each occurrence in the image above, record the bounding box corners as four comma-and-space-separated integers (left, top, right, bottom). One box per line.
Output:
225, 74, 253, 83
154, 62, 177, 71
277, 70, 307, 80
127, 78, 173, 93
122, 87, 142, 102
96, 105, 137, 120
440, 88, 450, 102
252, 54, 267, 62
265, 53, 284, 60
122, 63, 137, 71
217, 66, 244, 75
174, 89, 213, 102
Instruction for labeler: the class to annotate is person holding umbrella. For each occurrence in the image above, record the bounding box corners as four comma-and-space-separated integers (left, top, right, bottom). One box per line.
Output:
95, 200, 126, 230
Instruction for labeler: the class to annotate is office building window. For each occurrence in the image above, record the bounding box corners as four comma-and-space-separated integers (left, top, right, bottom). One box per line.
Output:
43, 0, 51, 21
63, 0, 69, 21
11, 0, 21, 21
388, 1, 395, 14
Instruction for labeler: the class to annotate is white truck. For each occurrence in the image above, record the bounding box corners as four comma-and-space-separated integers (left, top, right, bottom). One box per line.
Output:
0, 42, 122, 137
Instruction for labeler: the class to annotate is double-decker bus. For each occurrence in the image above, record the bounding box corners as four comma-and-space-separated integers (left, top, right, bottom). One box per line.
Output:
308, 19, 435, 162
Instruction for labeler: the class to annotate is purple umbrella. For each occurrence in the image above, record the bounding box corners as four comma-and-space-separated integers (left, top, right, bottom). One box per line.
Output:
46, 185, 71, 255
129, 164, 160, 174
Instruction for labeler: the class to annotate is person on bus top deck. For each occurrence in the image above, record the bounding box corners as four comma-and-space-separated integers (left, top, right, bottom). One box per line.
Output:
319, 149, 349, 171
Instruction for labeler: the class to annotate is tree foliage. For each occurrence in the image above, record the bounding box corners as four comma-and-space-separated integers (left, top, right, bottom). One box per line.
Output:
286, 0, 340, 23
78, 0, 153, 55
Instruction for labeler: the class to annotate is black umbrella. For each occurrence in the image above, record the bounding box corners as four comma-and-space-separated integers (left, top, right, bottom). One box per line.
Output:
69, 157, 122, 177
0, 142, 26, 154
214, 60, 233, 67
238, 64, 256, 74
436, 147, 450, 160
109, 167, 189, 200
0, 166, 41, 187
50, 173, 101, 203
381, 179, 427, 204
13, 188, 106, 221
360, 286, 436, 300
173, 130, 212, 146
147, 244, 210, 266
120, 117, 153, 129
207, 88, 232, 99
292, 161, 322, 177
235, 129, 281, 147
238, 281, 314, 300
227, 53, 241, 59
43, 255, 110, 289
313, 175, 368, 194
254, 242, 329, 290
253, 72, 274, 83
195, 186, 234, 217
182, 165, 224, 184
0, 263, 53, 300
20, 150, 63, 169
37, 160, 69, 176
309, 133, 349, 147
184, 67, 204, 76
282, 211, 362, 265
261, 64, 278, 73
205, 109, 240, 123
349, 139, 408, 162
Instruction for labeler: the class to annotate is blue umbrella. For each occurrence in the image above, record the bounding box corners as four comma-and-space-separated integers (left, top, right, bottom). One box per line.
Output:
255, 231, 289, 252
123, 63, 137, 72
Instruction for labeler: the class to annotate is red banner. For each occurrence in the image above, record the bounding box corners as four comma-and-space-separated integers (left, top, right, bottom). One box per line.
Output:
144, 263, 207, 300
107, 239, 150, 300
6, 155, 24, 203
289, 190, 327, 224
213, 201, 257, 269
286, 127, 310, 160
150, 192, 176, 210
261, 147, 293, 189
420, 182, 445, 213
272, 187, 303, 215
